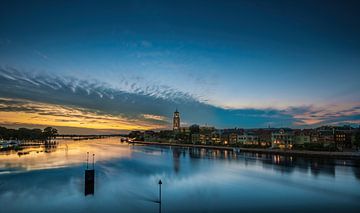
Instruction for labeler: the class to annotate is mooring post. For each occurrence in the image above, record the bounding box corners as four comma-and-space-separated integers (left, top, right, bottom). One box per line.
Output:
158, 179, 162, 213
86, 152, 89, 169
84, 152, 95, 196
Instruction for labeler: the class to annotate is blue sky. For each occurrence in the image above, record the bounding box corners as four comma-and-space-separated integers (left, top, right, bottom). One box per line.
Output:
0, 0, 359, 133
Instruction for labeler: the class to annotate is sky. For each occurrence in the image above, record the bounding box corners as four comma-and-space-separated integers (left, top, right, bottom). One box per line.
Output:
0, 0, 359, 133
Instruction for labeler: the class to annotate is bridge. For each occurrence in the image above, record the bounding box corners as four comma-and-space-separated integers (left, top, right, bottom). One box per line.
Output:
11, 134, 127, 147
19, 140, 58, 146
56, 134, 126, 141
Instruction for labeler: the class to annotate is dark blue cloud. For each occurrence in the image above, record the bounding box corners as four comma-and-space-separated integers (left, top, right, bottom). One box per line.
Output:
0, 0, 359, 130
1, 66, 358, 130
0, 66, 295, 128
0, 0, 359, 112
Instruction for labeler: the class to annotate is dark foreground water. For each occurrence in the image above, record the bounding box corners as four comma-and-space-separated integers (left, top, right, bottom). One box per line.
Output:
1, 138, 360, 213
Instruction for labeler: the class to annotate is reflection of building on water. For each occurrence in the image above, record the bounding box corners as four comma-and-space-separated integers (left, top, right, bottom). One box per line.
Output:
172, 148, 181, 173
310, 159, 335, 177
352, 160, 360, 180
188, 147, 236, 160
259, 154, 336, 176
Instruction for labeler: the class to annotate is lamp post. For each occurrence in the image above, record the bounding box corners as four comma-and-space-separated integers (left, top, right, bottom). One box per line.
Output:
158, 179, 162, 213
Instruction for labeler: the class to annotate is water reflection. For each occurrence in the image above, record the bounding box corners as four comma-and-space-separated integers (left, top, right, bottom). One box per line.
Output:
84, 169, 95, 196
172, 148, 181, 173
0, 138, 360, 213
168, 146, 359, 180
0, 138, 131, 172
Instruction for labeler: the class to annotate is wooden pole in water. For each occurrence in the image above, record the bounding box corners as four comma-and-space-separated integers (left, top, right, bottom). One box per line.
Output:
85, 153, 95, 196
158, 179, 162, 213
86, 152, 89, 169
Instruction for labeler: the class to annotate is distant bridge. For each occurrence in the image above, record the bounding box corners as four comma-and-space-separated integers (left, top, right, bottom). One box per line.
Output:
15, 135, 127, 146
19, 140, 58, 146
55, 134, 127, 140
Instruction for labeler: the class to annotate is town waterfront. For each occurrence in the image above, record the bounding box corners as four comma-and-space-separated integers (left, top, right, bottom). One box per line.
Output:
1, 137, 360, 213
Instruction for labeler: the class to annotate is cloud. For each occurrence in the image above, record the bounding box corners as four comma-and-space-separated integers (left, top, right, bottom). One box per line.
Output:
142, 114, 168, 121
0, 66, 359, 132
0, 97, 167, 131
0, 66, 198, 117
282, 105, 360, 126
34, 49, 49, 60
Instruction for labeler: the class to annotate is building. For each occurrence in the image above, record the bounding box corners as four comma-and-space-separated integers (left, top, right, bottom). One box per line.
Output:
334, 126, 354, 148
271, 129, 295, 149
316, 126, 335, 144
228, 133, 239, 145
179, 127, 190, 134
173, 109, 180, 131
191, 133, 200, 144
211, 131, 222, 145
238, 132, 259, 145
256, 129, 273, 147
294, 130, 311, 144
199, 126, 215, 144
220, 128, 243, 145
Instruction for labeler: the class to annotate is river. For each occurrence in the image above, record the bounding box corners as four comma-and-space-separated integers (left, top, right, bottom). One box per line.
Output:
0, 137, 359, 213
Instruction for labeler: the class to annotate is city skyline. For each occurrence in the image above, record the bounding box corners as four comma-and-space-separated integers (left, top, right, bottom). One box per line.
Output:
0, 0, 359, 133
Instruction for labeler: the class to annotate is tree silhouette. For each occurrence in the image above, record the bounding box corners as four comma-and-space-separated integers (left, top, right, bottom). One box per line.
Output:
43, 127, 58, 140
0, 126, 58, 141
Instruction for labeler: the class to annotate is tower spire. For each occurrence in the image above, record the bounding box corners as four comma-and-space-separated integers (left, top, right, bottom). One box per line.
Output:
173, 109, 180, 131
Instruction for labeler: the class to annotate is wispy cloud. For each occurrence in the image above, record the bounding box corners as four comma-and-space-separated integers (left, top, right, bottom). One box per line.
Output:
0, 66, 198, 105
0, 66, 359, 133
142, 114, 168, 121
34, 49, 49, 60
0, 97, 166, 131
282, 105, 360, 126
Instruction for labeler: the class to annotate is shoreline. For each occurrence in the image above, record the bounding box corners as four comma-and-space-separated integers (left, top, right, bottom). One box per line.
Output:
129, 141, 360, 160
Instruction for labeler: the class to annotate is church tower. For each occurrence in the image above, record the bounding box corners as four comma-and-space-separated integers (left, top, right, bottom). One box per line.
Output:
173, 109, 180, 131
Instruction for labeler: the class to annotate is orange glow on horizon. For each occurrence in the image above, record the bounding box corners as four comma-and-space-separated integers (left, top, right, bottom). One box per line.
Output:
0, 98, 167, 131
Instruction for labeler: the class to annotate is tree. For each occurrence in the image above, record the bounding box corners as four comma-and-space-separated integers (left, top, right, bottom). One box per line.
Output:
43, 127, 58, 140
0, 126, 58, 141
189, 124, 200, 134
354, 131, 360, 149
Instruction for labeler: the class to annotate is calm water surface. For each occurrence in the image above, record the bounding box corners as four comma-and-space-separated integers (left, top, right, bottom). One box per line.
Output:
1, 137, 360, 213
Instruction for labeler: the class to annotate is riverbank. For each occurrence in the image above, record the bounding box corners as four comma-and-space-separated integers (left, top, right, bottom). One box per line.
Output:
129, 141, 360, 159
